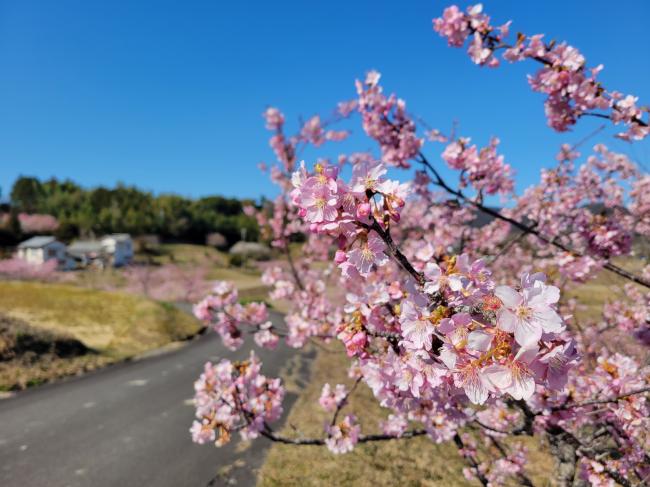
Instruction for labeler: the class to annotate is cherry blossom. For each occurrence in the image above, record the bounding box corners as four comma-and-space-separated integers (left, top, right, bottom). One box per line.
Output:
188, 5, 650, 484
325, 415, 360, 454
495, 274, 563, 349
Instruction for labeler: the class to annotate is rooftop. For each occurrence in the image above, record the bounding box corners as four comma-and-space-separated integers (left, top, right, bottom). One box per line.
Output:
67, 241, 104, 256
18, 236, 57, 249
102, 233, 132, 242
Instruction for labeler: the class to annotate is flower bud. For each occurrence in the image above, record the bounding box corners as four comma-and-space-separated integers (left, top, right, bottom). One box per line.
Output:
357, 202, 371, 218
334, 250, 347, 264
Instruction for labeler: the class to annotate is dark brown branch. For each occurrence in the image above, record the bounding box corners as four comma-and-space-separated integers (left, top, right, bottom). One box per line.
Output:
358, 218, 425, 286
260, 428, 428, 445
473, 420, 511, 436
550, 386, 650, 411
453, 433, 489, 487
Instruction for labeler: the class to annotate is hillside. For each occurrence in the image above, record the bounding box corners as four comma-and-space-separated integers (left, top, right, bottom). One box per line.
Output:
0, 281, 203, 390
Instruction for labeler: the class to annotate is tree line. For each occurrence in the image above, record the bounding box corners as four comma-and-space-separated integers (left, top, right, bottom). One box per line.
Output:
2, 176, 259, 246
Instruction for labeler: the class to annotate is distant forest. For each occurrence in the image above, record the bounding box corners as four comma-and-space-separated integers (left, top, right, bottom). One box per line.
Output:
2, 176, 259, 246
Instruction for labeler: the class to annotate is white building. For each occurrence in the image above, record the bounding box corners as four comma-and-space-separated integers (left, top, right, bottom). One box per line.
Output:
17, 236, 66, 265
100, 234, 133, 267
67, 234, 134, 269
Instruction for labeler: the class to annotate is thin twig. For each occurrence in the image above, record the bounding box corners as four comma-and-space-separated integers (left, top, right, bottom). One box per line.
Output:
550, 387, 650, 411
453, 433, 489, 487
330, 377, 363, 426
416, 152, 650, 289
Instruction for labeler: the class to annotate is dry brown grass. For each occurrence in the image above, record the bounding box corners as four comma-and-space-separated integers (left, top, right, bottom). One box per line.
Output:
0, 281, 202, 359
0, 350, 111, 391
0, 312, 112, 390
0, 253, 273, 390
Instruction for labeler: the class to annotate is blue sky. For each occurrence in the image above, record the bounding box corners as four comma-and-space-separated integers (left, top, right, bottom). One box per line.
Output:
1, 0, 648, 201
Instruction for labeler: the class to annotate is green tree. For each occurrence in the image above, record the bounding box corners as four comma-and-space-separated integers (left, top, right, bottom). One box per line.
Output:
10, 177, 45, 212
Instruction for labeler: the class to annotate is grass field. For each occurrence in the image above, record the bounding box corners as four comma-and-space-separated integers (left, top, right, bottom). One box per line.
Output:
149, 243, 267, 291
0, 280, 202, 390
153, 243, 228, 266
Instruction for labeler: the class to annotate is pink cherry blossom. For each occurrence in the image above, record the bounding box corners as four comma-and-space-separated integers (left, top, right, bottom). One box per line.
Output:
325, 415, 361, 454
319, 383, 348, 412
346, 231, 389, 277
495, 275, 563, 349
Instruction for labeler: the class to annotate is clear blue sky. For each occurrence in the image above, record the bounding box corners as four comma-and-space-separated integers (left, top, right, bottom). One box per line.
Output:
1, 0, 648, 201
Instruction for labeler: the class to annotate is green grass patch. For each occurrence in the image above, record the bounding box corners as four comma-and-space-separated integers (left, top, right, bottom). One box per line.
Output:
152, 243, 228, 266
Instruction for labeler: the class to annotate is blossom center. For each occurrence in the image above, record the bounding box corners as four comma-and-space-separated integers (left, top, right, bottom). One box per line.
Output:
516, 305, 532, 320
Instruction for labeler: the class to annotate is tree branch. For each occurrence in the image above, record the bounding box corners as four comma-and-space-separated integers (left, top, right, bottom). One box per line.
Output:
330, 377, 362, 426
417, 153, 650, 289
453, 433, 489, 487
260, 428, 428, 445
360, 218, 425, 286
550, 387, 650, 411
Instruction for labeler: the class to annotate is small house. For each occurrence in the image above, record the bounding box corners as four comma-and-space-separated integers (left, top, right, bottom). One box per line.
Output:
67, 240, 107, 269
17, 236, 67, 265
100, 234, 133, 267
67, 234, 134, 269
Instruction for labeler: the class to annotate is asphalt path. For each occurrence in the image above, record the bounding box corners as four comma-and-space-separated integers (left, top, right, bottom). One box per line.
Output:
0, 310, 309, 487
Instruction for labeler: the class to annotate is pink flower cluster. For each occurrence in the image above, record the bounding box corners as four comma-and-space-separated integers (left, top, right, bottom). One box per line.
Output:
355, 71, 423, 168
630, 175, 650, 237
460, 434, 528, 486
319, 383, 348, 412
190, 352, 284, 446
0, 257, 59, 280
324, 415, 360, 454
193, 281, 280, 350
433, 4, 649, 139
355, 266, 574, 414
290, 159, 407, 280
440, 136, 514, 196
578, 215, 632, 259
511, 143, 638, 277
602, 284, 650, 346
261, 264, 340, 348
18, 213, 59, 233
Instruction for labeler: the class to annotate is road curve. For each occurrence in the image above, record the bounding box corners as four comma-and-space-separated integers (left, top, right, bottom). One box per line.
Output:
0, 311, 308, 487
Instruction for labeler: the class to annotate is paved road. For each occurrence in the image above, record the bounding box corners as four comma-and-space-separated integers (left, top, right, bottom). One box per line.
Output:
0, 311, 310, 487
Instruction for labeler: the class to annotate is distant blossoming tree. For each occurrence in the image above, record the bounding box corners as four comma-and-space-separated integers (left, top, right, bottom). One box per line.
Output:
123, 263, 211, 303
189, 5, 649, 486
0, 258, 58, 281
17, 213, 59, 234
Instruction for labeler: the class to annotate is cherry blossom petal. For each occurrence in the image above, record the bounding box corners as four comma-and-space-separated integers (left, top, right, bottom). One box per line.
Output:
495, 285, 522, 307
